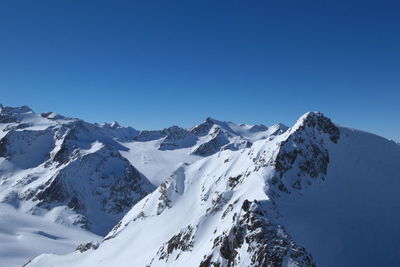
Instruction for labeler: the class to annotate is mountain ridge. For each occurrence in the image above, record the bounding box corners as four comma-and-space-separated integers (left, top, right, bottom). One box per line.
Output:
24, 110, 400, 267
1, 104, 399, 267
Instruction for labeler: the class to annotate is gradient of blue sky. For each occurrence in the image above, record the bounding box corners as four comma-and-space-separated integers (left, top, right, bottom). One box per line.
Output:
0, 0, 399, 141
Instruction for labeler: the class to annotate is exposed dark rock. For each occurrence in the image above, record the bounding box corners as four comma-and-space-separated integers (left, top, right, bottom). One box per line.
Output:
192, 129, 229, 156
75, 241, 100, 253
107, 165, 152, 214
297, 112, 340, 143
228, 175, 242, 189
0, 136, 8, 157
133, 130, 166, 142
0, 114, 17, 123
156, 225, 196, 262
271, 112, 340, 194
190, 117, 215, 136
159, 126, 197, 150
206, 192, 231, 215
157, 181, 172, 215
203, 200, 315, 267
68, 196, 86, 212
35, 178, 69, 204
53, 130, 77, 165
221, 199, 239, 219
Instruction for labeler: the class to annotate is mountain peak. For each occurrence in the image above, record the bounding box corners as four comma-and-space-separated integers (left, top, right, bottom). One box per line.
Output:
189, 118, 220, 136
205, 116, 214, 123
102, 121, 121, 129
291, 111, 340, 143
205, 116, 225, 126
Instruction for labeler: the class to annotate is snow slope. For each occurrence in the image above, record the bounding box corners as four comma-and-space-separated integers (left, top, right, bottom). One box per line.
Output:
119, 139, 201, 186
0, 203, 100, 267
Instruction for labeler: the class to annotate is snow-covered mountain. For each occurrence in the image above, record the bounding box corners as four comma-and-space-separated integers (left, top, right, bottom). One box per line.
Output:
117, 117, 287, 186
131, 117, 287, 157
0, 104, 292, 265
0, 104, 155, 236
25, 111, 400, 267
0, 105, 284, 235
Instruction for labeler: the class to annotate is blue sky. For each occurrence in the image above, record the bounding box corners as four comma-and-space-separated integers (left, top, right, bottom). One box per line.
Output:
0, 1, 399, 141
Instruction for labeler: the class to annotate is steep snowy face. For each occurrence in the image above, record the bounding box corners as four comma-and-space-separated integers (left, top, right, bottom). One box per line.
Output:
0, 106, 154, 235
27, 112, 345, 267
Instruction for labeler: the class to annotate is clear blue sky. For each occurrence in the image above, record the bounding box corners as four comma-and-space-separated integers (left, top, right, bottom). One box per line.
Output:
0, 1, 399, 141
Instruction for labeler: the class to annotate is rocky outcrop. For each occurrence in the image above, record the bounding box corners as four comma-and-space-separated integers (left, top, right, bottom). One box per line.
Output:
200, 200, 315, 267
76, 241, 100, 253
159, 126, 198, 150
155, 225, 196, 263
272, 112, 340, 193
192, 128, 229, 156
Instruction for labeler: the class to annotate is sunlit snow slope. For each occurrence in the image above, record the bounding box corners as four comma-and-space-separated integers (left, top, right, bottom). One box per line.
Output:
0, 204, 100, 267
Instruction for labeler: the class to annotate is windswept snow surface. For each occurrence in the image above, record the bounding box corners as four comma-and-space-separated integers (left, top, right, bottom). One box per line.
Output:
0, 204, 100, 267
119, 139, 201, 186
